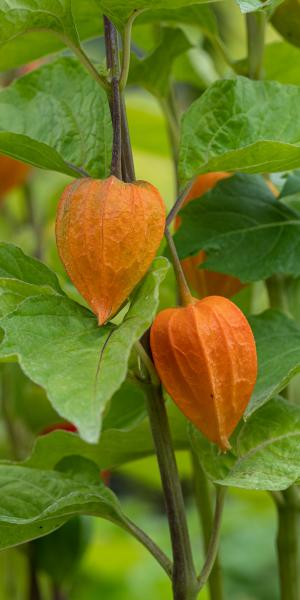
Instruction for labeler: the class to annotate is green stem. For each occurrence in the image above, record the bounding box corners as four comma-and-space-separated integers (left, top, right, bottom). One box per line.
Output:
197, 486, 226, 594
119, 9, 144, 91
70, 43, 109, 91
276, 489, 300, 600
120, 94, 135, 182
246, 13, 266, 80
103, 16, 122, 179
135, 341, 160, 386
145, 383, 198, 600
266, 275, 291, 316
166, 179, 196, 226
191, 452, 224, 600
165, 226, 194, 307
123, 515, 173, 578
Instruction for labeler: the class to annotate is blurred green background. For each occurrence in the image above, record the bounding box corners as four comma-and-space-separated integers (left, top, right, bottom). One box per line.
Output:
0, 0, 284, 597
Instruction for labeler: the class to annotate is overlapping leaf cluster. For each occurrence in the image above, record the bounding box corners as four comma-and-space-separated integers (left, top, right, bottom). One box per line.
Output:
0, 0, 300, 552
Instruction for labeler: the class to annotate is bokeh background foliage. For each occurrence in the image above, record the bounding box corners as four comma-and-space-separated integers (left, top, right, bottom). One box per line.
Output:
1, 0, 300, 598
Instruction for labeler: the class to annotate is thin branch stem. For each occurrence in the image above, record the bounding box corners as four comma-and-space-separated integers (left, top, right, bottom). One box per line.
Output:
270, 490, 285, 508
166, 179, 196, 226
71, 44, 109, 91
103, 16, 122, 179
197, 486, 226, 593
120, 94, 135, 182
210, 37, 235, 71
110, 77, 122, 178
276, 488, 300, 600
246, 13, 266, 80
65, 162, 90, 178
1, 365, 22, 461
119, 9, 144, 91
191, 451, 224, 600
135, 341, 160, 386
123, 515, 173, 578
144, 383, 198, 600
165, 226, 194, 307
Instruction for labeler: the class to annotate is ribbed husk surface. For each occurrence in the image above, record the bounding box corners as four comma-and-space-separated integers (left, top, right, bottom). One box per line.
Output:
56, 175, 165, 324
150, 296, 257, 451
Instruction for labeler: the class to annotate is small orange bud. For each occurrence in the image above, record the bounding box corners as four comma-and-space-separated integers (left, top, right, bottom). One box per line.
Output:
56, 176, 166, 324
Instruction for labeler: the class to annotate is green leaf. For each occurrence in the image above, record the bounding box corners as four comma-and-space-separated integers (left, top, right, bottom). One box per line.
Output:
137, 4, 218, 37
247, 310, 300, 415
0, 133, 77, 177
26, 403, 188, 471
129, 28, 192, 98
102, 381, 147, 431
0, 457, 129, 550
0, 1, 102, 71
0, 243, 62, 316
0, 243, 61, 293
0, 57, 112, 177
95, 0, 218, 30
271, 0, 300, 49
0, 257, 169, 443
0, 0, 79, 50
190, 397, 300, 490
280, 170, 300, 198
263, 42, 300, 85
179, 77, 300, 183
175, 174, 300, 282
33, 518, 91, 585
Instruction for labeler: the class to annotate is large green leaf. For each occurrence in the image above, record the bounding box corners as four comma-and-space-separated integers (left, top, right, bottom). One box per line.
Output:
0, 243, 63, 316
137, 5, 218, 36
248, 310, 300, 415
271, 0, 300, 49
0, 57, 112, 177
0, 0, 79, 49
0, 243, 61, 293
174, 174, 300, 282
26, 403, 188, 470
0, 256, 169, 443
102, 380, 147, 431
190, 397, 300, 490
95, 0, 218, 30
280, 170, 300, 198
0, 457, 130, 550
264, 42, 300, 85
129, 28, 192, 98
179, 77, 300, 183
0, 1, 102, 71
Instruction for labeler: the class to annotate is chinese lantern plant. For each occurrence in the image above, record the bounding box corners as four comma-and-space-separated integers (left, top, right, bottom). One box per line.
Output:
55, 175, 166, 324
150, 295, 257, 451
1, 5, 300, 600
